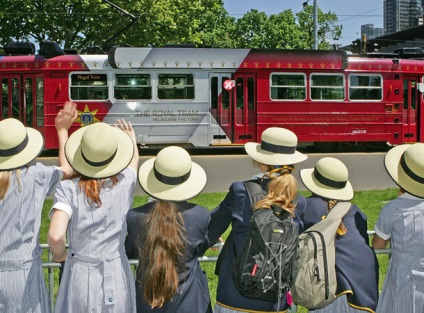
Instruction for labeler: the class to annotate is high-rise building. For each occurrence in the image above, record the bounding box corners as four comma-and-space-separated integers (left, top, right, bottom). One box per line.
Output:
384, 0, 424, 34
361, 24, 384, 40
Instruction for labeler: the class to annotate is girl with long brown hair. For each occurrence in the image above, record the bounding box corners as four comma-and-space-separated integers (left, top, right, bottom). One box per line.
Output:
125, 146, 212, 313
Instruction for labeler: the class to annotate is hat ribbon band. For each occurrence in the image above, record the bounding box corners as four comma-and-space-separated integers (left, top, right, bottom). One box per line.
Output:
153, 163, 191, 186
313, 168, 347, 189
400, 154, 424, 184
261, 140, 296, 154
81, 149, 117, 167
0, 135, 29, 157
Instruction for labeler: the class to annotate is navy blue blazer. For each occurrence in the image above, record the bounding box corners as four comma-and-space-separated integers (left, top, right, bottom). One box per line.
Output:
125, 202, 212, 313
303, 196, 379, 312
208, 179, 306, 312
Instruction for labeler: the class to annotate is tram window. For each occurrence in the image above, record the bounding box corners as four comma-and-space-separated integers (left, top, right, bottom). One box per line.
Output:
36, 78, 44, 127
349, 74, 382, 100
211, 77, 218, 110
310, 74, 344, 100
70, 74, 108, 100
25, 78, 33, 127
157, 74, 194, 100
1, 78, 8, 119
114, 74, 151, 100
270, 73, 306, 100
12, 78, 19, 119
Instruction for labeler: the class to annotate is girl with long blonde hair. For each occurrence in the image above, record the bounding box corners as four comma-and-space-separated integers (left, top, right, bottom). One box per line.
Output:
0, 102, 76, 313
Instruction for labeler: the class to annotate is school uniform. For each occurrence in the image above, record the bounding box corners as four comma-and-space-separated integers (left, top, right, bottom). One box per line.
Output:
303, 196, 379, 313
208, 179, 306, 313
51, 167, 137, 313
125, 201, 212, 313
374, 192, 424, 313
0, 163, 62, 313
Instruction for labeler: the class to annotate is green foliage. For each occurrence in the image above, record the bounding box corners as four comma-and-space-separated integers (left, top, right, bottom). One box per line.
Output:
1, 0, 342, 51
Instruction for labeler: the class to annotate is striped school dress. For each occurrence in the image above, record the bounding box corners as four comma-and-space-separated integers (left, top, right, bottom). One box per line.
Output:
374, 193, 424, 313
0, 163, 63, 313
51, 168, 137, 313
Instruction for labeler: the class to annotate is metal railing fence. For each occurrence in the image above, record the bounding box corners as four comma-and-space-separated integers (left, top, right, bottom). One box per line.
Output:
41, 231, 390, 313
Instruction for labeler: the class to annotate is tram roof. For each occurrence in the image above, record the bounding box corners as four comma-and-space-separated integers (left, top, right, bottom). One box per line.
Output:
108, 47, 349, 70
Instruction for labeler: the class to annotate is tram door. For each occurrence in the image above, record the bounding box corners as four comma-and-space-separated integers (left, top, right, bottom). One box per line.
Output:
0, 74, 44, 132
402, 77, 420, 142
231, 74, 257, 144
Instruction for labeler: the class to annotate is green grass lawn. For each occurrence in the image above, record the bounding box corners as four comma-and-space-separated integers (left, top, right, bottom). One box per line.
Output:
40, 188, 398, 312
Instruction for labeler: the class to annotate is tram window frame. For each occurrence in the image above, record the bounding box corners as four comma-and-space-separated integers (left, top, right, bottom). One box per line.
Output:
348, 74, 383, 101
310, 73, 345, 101
69, 73, 108, 101
114, 74, 152, 100
36, 77, 44, 127
1, 78, 8, 119
270, 73, 306, 101
157, 74, 195, 100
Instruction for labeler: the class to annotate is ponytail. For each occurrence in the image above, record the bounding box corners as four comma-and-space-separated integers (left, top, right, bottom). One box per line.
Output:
254, 170, 298, 217
138, 201, 186, 308
78, 176, 118, 207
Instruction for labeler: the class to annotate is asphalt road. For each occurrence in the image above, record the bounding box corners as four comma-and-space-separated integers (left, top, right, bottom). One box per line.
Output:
39, 152, 397, 196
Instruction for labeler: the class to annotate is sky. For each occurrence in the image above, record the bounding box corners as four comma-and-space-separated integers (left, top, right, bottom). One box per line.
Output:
222, 0, 384, 47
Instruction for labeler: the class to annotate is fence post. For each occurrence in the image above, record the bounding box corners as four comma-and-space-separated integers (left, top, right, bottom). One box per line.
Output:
48, 247, 54, 313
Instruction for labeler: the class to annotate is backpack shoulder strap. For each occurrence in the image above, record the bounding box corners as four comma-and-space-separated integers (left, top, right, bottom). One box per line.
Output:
326, 201, 351, 220
243, 179, 266, 207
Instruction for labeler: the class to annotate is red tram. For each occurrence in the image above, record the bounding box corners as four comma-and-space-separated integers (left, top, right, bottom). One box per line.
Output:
1, 41, 423, 149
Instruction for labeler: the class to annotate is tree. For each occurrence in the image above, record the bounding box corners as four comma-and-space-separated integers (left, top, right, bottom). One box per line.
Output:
0, 0, 125, 49
296, 5, 342, 50
0, 0, 342, 51
262, 10, 304, 49
231, 9, 268, 48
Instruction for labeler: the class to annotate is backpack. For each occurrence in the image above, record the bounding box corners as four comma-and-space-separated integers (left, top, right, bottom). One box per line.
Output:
291, 201, 351, 309
232, 180, 299, 303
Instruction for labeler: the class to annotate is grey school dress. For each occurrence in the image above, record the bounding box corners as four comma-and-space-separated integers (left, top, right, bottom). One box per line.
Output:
0, 163, 63, 313
374, 192, 424, 313
51, 168, 137, 313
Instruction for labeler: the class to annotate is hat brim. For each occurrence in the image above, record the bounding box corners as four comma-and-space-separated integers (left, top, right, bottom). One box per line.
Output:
384, 144, 424, 198
65, 127, 134, 179
138, 158, 207, 202
0, 128, 44, 170
245, 142, 307, 166
300, 168, 354, 201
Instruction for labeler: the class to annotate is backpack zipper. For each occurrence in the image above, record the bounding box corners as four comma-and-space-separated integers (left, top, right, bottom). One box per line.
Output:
308, 231, 330, 300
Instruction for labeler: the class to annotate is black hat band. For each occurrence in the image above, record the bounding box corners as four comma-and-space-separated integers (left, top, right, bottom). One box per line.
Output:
261, 140, 296, 154
0, 135, 29, 157
82, 149, 117, 167
400, 154, 424, 184
153, 162, 191, 185
313, 168, 347, 189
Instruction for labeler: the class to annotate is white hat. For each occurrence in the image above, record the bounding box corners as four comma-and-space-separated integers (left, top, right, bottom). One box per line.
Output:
0, 118, 44, 170
138, 146, 207, 201
244, 127, 307, 165
65, 122, 134, 178
300, 157, 354, 201
384, 143, 424, 198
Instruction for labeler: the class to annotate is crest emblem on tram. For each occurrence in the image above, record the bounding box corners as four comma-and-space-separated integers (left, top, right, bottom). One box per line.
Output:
77, 104, 100, 126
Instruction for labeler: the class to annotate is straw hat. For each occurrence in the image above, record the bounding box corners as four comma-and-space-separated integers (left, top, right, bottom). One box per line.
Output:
0, 118, 44, 170
300, 157, 354, 201
384, 143, 424, 198
65, 122, 134, 178
244, 127, 307, 166
138, 146, 207, 201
